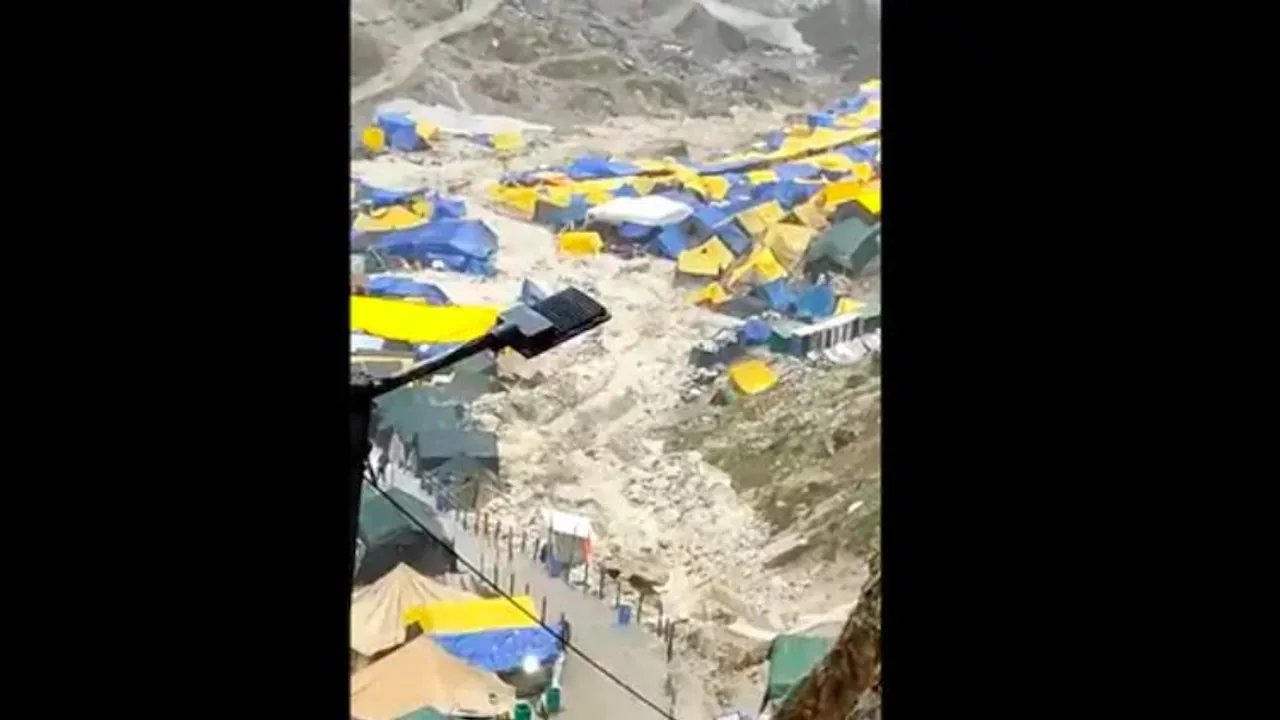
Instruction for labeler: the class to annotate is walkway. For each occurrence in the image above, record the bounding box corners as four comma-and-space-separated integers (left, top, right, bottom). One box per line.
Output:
386, 468, 699, 720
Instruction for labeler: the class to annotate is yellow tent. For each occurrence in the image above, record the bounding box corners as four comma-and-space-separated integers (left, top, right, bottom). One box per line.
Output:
792, 199, 831, 231
352, 204, 431, 233
493, 186, 538, 220
558, 230, 604, 256
404, 595, 538, 635
763, 223, 815, 271
361, 126, 386, 153
677, 237, 736, 277
415, 121, 440, 143
836, 297, 863, 316
729, 360, 778, 395
746, 169, 779, 185
851, 181, 881, 217
351, 296, 499, 344
736, 201, 786, 238
491, 132, 523, 152
725, 245, 788, 289
687, 281, 731, 306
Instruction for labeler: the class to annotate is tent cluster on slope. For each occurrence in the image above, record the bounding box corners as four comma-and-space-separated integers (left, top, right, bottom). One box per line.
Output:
483, 79, 883, 328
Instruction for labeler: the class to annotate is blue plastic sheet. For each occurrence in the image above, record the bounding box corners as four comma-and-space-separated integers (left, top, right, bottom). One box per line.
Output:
740, 318, 772, 345
432, 627, 561, 674
617, 222, 654, 240
795, 284, 838, 321
755, 279, 796, 312
650, 225, 689, 259
367, 276, 452, 305
565, 155, 641, 180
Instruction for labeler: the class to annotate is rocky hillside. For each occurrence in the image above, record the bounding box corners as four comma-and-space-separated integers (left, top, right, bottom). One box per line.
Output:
352, 0, 881, 126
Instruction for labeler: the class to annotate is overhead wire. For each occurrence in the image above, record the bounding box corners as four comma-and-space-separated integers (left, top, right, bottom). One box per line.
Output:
358, 460, 678, 720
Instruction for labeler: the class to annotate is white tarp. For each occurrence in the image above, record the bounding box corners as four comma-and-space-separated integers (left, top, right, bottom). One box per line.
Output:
587, 196, 694, 227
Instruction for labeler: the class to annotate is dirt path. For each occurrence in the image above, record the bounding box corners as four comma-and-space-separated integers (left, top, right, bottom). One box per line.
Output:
351, 0, 503, 106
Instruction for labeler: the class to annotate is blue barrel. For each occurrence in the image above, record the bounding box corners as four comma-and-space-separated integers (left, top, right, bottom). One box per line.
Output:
616, 604, 632, 626
547, 558, 564, 578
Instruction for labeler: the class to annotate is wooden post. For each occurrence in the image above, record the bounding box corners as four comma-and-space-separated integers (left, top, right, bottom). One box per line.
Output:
598, 566, 606, 598
540, 596, 548, 623
666, 621, 675, 661
495, 520, 502, 544
479, 552, 485, 581
507, 530, 514, 561
524, 582, 531, 596
483, 513, 489, 537
657, 601, 664, 631
509, 572, 516, 596
521, 531, 527, 552
614, 578, 622, 608
637, 594, 645, 624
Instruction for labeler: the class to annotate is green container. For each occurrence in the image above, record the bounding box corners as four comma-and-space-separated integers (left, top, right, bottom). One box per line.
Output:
544, 685, 562, 713
513, 700, 533, 720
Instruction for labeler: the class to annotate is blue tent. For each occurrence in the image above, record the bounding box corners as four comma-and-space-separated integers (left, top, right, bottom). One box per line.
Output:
355, 182, 421, 208
740, 318, 772, 345
565, 155, 642, 180
794, 284, 838, 321
774, 163, 823, 183
432, 627, 561, 674
755, 279, 797, 312
657, 190, 704, 208
415, 342, 463, 360
649, 225, 690, 259
535, 195, 590, 230
375, 111, 427, 152
520, 279, 548, 305
373, 220, 498, 276
612, 184, 641, 198
827, 93, 870, 114
617, 222, 654, 241
842, 142, 880, 163
431, 194, 468, 220
712, 221, 752, 256
764, 131, 786, 151
366, 276, 452, 305
807, 112, 839, 128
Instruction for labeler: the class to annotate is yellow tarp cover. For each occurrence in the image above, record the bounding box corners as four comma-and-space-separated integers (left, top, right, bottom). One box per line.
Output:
495, 187, 538, 219
677, 237, 736, 277
851, 181, 881, 217
763, 222, 815, 270
415, 121, 440, 142
542, 186, 574, 207
350, 636, 515, 720
631, 176, 659, 195
737, 201, 786, 238
725, 245, 788, 288
351, 296, 499, 344
405, 595, 539, 635
491, 132, 523, 152
351, 564, 475, 658
729, 360, 778, 395
361, 126, 386, 153
746, 169, 779, 185
353, 204, 431, 233
698, 175, 730, 200
805, 153, 858, 174
558, 230, 604, 256
687, 281, 731, 306
820, 179, 866, 208
792, 199, 831, 231
836, 297, 863, 316
861, 78, 881, 93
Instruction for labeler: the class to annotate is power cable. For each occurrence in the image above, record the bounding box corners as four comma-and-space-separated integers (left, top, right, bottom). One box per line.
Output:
360, 465, 678, 720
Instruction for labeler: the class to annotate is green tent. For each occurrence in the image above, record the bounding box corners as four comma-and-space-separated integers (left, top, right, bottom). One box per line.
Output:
805, 217, 881, 278
373, 387, 468, 452
764, 633, 836, 706
356, 486, 455, 584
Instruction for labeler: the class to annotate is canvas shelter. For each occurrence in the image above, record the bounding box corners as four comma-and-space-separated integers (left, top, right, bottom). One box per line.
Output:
804, 218, 881, 279
350, 635, 515, 720
542, 509, 594, 567
357, 485, 456, 585
351, 563, 475, 662
760, 633, 836, 710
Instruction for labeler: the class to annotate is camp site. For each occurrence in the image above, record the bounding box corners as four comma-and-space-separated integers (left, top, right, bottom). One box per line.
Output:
351, 4, 881, 715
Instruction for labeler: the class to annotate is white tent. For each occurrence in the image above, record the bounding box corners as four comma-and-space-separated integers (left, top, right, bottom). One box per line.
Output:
542, 509, 594, 567
350, 635, 516, 720
587, 196, 693, 227
351, 563, 474, 659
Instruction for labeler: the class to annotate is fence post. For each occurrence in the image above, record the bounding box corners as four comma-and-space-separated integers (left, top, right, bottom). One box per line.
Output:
637, 594, 645, 625
598, 566, 605, 599
666, 621, 675, 661
479, 552, 485, 582
541, 596, 548, 623
614, 578, 622, 608
496, 520, 502, 545
509, 572, 516, 596
657, 602, 664, 632
524, 582, 531, 596
507, 531, 513, 561
521, 531, 527, 553
483, 513, 489, 537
